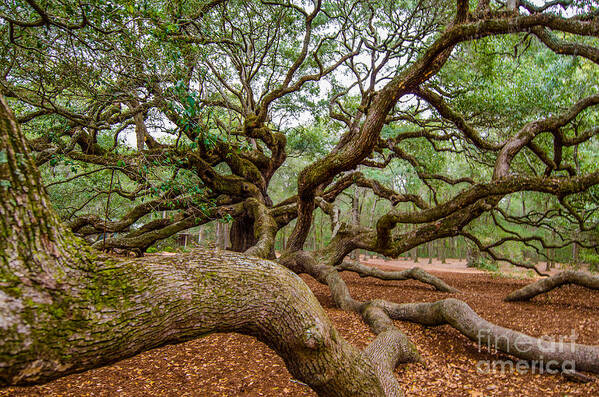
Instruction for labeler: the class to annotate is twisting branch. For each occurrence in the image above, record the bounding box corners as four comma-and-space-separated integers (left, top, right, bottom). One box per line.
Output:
381, 297, 599, 373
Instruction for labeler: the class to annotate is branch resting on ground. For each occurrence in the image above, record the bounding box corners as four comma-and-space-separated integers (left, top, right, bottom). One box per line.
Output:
337, 260, 460, 293
280, 250, 599, 382
505, 270, 599, 301
381, 297, 599, 374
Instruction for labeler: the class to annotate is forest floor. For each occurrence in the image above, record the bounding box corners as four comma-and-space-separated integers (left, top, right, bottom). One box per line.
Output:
2, 258, 598, 397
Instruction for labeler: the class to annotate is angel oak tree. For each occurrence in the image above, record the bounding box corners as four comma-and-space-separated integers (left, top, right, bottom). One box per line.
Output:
2, 0, 599, 396
1, 94, 599, 396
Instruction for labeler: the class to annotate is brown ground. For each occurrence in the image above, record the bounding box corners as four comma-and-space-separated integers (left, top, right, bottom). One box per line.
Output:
2, 259, 598, 397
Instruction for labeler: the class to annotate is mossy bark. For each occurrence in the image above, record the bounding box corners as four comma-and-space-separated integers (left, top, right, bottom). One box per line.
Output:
0, 95, 390, 396
1, 250, 390, 397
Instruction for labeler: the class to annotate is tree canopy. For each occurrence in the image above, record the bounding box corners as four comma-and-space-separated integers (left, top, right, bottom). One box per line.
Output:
2, 0, 598, 264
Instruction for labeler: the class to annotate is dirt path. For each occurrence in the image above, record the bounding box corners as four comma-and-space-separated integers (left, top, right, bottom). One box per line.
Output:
361, 256, 488, 274
360, 255, 591, 278
2, 269, 598, 396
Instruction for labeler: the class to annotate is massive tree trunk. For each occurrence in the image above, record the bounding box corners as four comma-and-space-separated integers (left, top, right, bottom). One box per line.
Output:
0, 96, 390, 396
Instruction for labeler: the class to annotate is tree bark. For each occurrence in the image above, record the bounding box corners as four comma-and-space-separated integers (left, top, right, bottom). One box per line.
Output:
466, 245, 480, 267
0, 95, 391, 396
438, 240, 446, 264
351, 186, 361, 260
128, 99, 147, 152
573, 140, 581, 264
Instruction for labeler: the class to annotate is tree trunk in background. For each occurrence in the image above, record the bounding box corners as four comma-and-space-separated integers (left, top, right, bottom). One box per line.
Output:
368, 196, 378, 228
440, 240, 446, 264
466, 245, 480, 267
428, 241, 433, 264
319, 211, 324, 250
504, 195, 511, 212
451, 237, 457, 259
573, 140, 581, 264
352, 187, 360, 226
546, 247, 553, 271
369, 197, 378, 259
351, 186, 361, 259
546, 229, 557, 271
0, 95, 391, 396
230, 214, 257, 252
129, 99, 147, 152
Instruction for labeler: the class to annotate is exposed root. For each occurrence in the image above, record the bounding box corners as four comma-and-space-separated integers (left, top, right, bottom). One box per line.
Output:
381, 298, 599, 374
337, 260, 459, 293
505, 270, 599, 302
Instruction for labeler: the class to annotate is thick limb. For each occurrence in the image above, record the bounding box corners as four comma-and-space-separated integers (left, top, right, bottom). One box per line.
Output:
0, 250, 393, 397
505, 270, 599, 301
